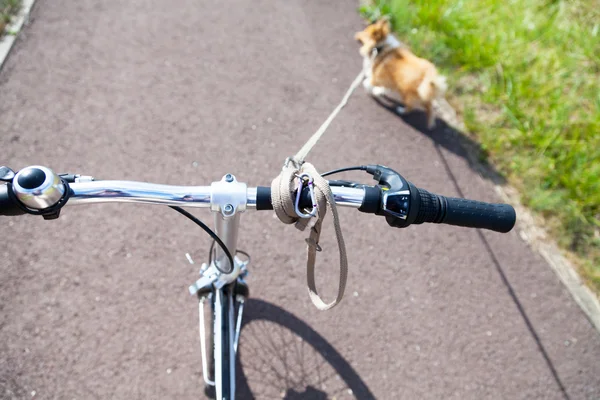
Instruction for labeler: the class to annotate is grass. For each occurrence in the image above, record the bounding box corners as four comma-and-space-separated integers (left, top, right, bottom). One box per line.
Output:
0, 0, 21, 37
359, 0, 600, 292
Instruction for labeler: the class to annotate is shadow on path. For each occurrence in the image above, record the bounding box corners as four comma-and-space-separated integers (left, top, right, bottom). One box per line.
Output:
372, 95, 506, 186
371, 94, 569, 400
235, 299, 376, 400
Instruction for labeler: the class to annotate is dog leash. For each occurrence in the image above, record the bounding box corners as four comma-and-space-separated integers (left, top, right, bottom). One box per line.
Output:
292, 70, 366, 163
271, 68, 365, 310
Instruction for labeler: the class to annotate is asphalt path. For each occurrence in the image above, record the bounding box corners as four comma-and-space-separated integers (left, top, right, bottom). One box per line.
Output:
1, 0, 599, 399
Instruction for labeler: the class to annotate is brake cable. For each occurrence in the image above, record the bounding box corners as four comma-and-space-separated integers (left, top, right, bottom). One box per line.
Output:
170, 206, 235, 274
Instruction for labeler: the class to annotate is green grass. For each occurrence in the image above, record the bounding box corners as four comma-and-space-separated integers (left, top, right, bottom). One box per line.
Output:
360, 0, 600, 292
0, 0, 21, 36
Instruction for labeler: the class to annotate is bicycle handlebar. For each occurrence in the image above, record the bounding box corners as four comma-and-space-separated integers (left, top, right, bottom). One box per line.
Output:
387, 186, 516, 233
0, 165, 516, 233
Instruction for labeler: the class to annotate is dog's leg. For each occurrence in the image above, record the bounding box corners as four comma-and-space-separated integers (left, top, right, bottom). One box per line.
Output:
363, 78, 389, 98
397, 95, 420, 116
396, 101, 413, 115
371, 86, 388, 97
425, 102, 436, 130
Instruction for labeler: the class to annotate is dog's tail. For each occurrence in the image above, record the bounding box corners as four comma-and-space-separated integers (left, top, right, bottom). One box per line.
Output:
417, 70, 447, 102
432, 75, 448, 98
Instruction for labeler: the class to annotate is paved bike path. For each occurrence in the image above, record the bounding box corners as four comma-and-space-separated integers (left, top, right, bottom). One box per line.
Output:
1, 0, 599, 399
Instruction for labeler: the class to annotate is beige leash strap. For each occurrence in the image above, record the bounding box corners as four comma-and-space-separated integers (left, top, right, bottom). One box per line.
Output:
303, 163, 348, 310
292, 70, 365, 165
271, 69, 363, 310
271, 162, 348, 310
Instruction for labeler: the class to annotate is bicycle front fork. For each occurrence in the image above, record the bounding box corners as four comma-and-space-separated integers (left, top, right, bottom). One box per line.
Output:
195, 259, 249, 399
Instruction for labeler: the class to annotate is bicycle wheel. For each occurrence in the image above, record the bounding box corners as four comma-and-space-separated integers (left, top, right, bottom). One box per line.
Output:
213, 284, 236, 400
235, 299, 375, 400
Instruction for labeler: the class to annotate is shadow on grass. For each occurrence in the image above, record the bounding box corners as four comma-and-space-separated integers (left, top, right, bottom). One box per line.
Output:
372, 95, 507, 186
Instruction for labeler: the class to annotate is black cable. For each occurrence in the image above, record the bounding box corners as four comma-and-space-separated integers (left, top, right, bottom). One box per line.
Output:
169, 206, 234, 274
327, 179, 366, 188
208, 239, 216, 265
236, 249, 250, 260
320, 165, 368, 177
208, 240, 251, 266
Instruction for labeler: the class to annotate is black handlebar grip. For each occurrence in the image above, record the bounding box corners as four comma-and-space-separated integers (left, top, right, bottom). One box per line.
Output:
0, 184, 26, 216
412, 188, 444, 224
441, 196, 516, 233
413, 188, 515, 233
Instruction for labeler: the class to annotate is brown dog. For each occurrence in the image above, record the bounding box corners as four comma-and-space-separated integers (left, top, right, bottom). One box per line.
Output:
355, 19, 447, 129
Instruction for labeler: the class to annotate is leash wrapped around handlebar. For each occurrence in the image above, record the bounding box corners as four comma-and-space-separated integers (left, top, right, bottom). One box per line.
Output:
270, 69, 365, 310
271, 161, 348, 311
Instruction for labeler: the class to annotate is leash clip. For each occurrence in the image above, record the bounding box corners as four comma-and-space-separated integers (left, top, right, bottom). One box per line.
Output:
294, 173, 317, 218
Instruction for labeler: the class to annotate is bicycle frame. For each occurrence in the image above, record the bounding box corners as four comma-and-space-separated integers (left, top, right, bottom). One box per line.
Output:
0, 159, 520, 400
49, 173, 365, 400
76, 174, 252, 398
1, 163, 517, 399
208, 175, 246, 399
195, 174, 247, 400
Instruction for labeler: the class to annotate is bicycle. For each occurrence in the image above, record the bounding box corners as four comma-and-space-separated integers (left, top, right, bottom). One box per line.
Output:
0, 163, 515, 399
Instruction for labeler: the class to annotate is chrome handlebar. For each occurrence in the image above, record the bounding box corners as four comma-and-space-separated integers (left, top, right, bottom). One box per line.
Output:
1, 165, 516, 234
67, 181, 366, 210
4, 165, 367, 213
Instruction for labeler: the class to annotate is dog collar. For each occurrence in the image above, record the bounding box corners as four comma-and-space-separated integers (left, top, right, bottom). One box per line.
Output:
372, 36, 403, 58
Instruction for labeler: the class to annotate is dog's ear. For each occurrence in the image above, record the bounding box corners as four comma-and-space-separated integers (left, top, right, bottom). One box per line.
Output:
377, 17, 391, 35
